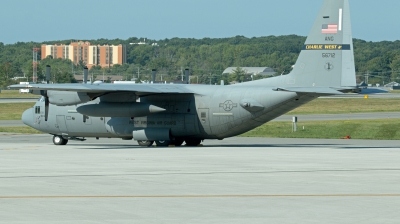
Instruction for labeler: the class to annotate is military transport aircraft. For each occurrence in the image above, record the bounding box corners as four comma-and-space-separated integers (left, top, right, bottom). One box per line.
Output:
10, 0, 356, 147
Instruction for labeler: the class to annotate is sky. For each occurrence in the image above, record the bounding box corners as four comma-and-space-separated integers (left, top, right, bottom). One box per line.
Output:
0, 0, 399, 44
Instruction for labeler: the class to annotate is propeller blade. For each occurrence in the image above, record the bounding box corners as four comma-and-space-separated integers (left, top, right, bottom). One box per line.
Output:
40, 90, 49, 122
84, 66, 88, 84
45, 96, 49, 121
46, 65, 51, 84
151, 69, 156, 83
185, 69, 189, 84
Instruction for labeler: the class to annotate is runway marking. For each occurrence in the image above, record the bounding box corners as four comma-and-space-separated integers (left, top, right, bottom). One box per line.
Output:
2, 194, 400, 199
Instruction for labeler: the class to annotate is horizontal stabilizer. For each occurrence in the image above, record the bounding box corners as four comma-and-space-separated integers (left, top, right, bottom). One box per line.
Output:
274, 87, 343, 95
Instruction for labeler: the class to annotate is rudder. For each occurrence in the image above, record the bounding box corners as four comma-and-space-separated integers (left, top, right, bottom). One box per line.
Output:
287, 0, 356, 90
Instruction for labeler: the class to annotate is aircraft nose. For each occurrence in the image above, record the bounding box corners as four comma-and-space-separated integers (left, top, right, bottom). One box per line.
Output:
22, 108, 34, 127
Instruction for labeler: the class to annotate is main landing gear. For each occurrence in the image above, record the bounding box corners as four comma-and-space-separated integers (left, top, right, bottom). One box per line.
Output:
53, 135, 68, 145
137, 140, 154, 147
137, 138, 202, 147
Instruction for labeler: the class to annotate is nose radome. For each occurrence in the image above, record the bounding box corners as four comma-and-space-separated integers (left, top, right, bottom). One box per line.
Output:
22, 108, 34, 127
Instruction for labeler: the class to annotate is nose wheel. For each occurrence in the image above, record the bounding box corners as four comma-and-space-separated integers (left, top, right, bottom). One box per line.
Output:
53, 135, 68, 145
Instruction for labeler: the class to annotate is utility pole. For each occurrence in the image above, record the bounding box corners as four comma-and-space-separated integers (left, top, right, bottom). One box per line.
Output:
181, 67, 184, 81
32, 47, 40, 83
365, 71, 369, 85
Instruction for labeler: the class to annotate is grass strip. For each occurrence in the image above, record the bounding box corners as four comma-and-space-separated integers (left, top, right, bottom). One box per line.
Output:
0, 126, 44, 134
0, 90, 39, 98
0, 103, 35, 120
288, 98, 400, 114
241, 119, 400, 140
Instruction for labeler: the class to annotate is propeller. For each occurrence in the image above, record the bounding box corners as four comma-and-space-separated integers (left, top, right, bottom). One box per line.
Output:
43, 66, 51, 121
42, 66, 88, 121
83, 66, 88, 84
44, 92, 49, 121
151, 69, 156, 83
185, 69, 189, 84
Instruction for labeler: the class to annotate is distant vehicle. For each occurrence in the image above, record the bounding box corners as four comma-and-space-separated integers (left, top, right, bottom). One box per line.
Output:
10, 0, 357, 146
19, 82, 33, 93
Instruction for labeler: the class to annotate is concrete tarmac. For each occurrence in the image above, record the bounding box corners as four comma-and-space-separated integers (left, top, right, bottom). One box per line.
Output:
1, 134, 400, 223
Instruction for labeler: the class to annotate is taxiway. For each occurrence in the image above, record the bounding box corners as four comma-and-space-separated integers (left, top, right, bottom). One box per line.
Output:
1, 135, 400, 223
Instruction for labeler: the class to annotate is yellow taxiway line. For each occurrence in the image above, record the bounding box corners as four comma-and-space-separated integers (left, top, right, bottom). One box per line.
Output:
2, 194, 400, 199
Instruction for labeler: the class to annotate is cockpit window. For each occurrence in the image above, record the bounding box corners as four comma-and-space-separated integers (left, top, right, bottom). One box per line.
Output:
38, 96, 45, 102
35, 106, 41, 114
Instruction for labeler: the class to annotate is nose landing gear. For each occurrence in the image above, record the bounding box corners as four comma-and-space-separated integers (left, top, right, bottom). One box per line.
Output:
53, 135, 68, 145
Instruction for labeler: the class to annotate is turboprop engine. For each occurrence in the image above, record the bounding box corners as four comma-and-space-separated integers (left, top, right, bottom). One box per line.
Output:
76, 102, 166, 117
48, 91, 91, 106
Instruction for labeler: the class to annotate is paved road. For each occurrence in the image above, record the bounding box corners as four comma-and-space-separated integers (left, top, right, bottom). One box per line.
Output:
0, 98, 37, 103
275, 112, 400, 122
321, 93, 400, 98
0, 120, 24, 127
1, 135, 400, 223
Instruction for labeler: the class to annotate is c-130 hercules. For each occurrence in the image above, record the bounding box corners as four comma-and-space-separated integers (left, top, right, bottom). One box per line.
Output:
11, 0, 356, 147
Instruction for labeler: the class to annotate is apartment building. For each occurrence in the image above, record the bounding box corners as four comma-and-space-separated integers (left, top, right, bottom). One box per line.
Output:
41, 41, 126, 68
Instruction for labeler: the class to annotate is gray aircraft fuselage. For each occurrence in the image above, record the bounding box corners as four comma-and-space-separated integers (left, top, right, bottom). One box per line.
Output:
23, 84, 314, 140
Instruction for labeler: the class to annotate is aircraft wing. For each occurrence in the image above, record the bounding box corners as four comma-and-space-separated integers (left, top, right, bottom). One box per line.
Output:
9, 83, 195, 96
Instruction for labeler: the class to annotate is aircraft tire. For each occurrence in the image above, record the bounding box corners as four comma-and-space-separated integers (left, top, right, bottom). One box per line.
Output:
53, 135, 68, 145
185, 138, 201, 146
155, 140, 170, 147
173, 138, 184, 146
137, 140, 154, 147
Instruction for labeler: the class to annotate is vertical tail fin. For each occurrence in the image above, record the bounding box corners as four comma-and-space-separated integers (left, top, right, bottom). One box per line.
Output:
287, 0, 356, 90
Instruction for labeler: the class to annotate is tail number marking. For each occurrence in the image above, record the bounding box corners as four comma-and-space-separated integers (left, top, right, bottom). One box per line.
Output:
322, 53, 335, 58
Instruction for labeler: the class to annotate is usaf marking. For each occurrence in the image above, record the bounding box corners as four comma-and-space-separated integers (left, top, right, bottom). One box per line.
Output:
302, 44, 351, 50
219, 100, 237, 112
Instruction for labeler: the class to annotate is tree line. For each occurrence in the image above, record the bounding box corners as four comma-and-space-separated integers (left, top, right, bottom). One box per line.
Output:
1, 36, 400, 88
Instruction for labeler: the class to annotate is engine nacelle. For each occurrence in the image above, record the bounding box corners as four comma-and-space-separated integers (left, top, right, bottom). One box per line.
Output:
48, 91, 91, 106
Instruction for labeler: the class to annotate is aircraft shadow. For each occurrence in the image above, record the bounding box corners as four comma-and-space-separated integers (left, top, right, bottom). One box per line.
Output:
67, 143, 400, 150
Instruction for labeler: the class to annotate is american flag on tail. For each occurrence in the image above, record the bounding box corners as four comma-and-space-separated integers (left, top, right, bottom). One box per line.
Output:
322, 24, 338, 34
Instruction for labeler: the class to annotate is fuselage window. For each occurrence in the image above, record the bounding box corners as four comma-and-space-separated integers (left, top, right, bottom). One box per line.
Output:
35, 106, 40, 114
201, 112, 206, 118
